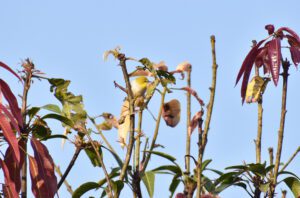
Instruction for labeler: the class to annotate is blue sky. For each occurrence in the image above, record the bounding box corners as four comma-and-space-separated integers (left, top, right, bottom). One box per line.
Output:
1, 0, 300, 197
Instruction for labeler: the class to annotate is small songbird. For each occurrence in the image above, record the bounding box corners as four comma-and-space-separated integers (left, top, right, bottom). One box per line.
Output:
130, 76, 149, 98
118, 76, 149, 148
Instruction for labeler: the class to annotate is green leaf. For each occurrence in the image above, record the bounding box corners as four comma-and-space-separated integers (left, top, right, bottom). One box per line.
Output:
203, 176, 215, 192
201, 159, 212, 171
41, 104, 62, 114
27, 107, 40, 119
225, 165, 247, 170
142, 171, 155, 198
144, 150, 176, 162
72, 182, 100, 198
248, 163, 266, 177
169, 177, 180, 198
98, 168, 120, 187
283, 177, 300, 197
42, 113, 74, 127
84, 146, 103, 167
41, 134, 68, 141
31, 118, 51, 139
112, 180, 124, 195
101, 146, 123, 168
259, 182, 270, 193
152, 165, 182, 176
279, 171, 300, 180
206, 168, 223, 176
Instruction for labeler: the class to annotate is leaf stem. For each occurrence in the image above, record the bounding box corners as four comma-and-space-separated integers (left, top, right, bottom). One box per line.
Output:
196, 35, 218, 198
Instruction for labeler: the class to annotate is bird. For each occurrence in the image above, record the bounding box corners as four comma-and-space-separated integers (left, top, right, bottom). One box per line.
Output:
130, 76, 149, 98
118, 76, 150, 148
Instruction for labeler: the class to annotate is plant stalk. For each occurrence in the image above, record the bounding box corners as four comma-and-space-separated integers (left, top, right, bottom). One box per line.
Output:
271, 60, 290, 197
21, 60, 34, 198
185, 67, 192, 174
196, 35, 218, 198
280, 146, 300, 172
55, 165, 73, 195
115, 54, 136, 198
141, 87, 167, 172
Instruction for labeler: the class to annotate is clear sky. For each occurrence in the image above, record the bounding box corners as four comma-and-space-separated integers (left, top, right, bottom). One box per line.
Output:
1, 0, 300, 197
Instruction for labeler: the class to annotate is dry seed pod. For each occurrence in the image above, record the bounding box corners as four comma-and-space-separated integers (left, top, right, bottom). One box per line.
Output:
162, 99, 181, 127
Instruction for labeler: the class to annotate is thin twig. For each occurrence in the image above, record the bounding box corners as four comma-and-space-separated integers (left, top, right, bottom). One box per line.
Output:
88, 115, 117, 154
196, 35, 218, 198
185, 67, 192, 174
55, 165, 73, 195
57, 146, 82, 190
141, 87, 167, 172
280, 146, 300, 172
83, 127, 114, 198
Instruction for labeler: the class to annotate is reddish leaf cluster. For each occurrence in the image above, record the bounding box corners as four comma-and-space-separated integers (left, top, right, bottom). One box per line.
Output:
236, 25, 300, 103
0, 61, 57, 198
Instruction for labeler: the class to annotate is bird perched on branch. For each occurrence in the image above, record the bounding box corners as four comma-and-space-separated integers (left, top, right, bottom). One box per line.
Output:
118, 76, 150, 148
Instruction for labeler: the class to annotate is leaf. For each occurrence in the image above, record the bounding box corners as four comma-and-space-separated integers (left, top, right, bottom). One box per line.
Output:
41, 134, 68, 141
162, 99, 181, 128
152, 165, 182, 175
111, 180, 124, 196
202, 159, 212, 171
268, 38, 281, 86
259, 182, 270, 192
265, 24, 275, 35
236, 39, 266, 103
0, 79, 23, 126
42, 113, 74, 128
279, 171, 300, 180
278, 27, 300, 43
248, 163, 267, 177
169, 177, 180, 198
144, 150, 176, 162
72, 182, 101, 198
0, 159, 19, 198
31, 138, 57, 198
188, 110, 204, 136
41, 104, 62, 114
0, 61, 22, 81
84, 146, 103, 167
283, 177, 300, 197
179, 87, 204, 106
4, 142, 25, 194
32, 118, 52, 139
29, 156, 45, 198
142, 171, 155, 198
118, 101, 130, 148
101, 146, 123, 168
27, 107, 40, 120
290, 46, 300, 67
0, 114, 20, 163
0, 103, 20, 133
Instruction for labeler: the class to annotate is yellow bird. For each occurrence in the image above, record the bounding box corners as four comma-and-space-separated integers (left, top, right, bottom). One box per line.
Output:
118, 76, 149, 148
130, 76, 149, 98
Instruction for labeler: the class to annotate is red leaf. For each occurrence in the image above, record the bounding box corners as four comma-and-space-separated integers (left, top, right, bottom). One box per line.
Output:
0, 62, 22, 81
268, 38, 282, 86
290, 46, 300, 67
4, 140, 26, 194
179, 87, 204, 106
188, 110, 204, 136
31, 138, 57, 198
236, 40, 267, 103
29, 156, 48, 198
0, 103, 21, 133
0, 159, 19, 198
0, 114, 20, 163
255, 47, 267, 68
265, 24, 275, 35
0, 79, 23, 127
278, 27, 300, 43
